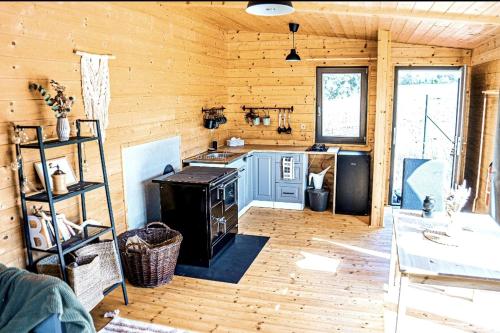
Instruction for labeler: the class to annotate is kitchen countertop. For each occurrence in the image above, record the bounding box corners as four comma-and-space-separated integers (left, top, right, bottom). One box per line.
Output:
184, 145, 359, 165
220, 144, 340, 155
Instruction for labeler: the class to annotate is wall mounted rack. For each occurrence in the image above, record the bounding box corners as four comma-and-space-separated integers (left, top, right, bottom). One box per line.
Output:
242, 105, 294, 113
201, 106, 226, 113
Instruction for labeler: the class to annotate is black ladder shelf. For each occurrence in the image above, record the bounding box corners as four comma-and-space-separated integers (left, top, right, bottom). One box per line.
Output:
15, 119, 128, 304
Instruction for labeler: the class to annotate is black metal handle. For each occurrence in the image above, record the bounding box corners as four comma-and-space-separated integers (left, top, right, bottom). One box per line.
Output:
283, 192, 295, 195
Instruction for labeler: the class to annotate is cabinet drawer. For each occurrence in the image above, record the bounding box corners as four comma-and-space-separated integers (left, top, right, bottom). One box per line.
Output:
275, 153, 303, 164
275, 162, 303, 184
275, 183, 303, 203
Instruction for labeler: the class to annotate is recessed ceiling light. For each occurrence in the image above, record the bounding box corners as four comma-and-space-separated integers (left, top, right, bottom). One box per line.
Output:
246, 1, 294, 16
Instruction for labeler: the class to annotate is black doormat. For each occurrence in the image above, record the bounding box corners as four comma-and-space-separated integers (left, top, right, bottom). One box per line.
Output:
174, 234, 269, 284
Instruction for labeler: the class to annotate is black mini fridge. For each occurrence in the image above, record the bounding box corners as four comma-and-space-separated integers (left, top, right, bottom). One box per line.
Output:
335, 151, 371, 215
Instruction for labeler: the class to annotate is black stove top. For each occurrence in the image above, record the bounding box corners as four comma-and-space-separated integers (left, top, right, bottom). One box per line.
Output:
159, 166, 237, 185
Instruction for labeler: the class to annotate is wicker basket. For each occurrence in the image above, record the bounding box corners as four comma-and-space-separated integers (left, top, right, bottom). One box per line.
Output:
68, 255, 103, 311
36, 254, 103, 311
75, 240, 123, 290
118, 222, 182, 288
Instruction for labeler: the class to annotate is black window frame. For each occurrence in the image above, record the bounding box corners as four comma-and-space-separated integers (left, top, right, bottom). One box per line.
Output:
315, 67, 368, 144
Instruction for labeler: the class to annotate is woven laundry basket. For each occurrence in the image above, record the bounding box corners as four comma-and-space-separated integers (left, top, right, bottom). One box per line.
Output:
36, 254, 103, 311
75, 240, 123, 290
118, 222, 182, 288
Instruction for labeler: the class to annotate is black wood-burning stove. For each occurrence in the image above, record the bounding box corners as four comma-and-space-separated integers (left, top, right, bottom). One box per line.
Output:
153, 166, 238, 267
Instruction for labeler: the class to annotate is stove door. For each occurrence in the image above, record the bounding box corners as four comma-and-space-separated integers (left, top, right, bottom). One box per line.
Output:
210, 201, 225, 244
219, 177, 238, 212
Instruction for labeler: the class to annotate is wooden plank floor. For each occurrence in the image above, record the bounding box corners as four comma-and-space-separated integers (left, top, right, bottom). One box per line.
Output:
92, 208, 500, 332
92, 207, 391, 332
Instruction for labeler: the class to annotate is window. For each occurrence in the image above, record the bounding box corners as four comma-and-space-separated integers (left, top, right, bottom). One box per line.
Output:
316, 67, 368, 144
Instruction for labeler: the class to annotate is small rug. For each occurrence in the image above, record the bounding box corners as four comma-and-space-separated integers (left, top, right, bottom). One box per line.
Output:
99, 316, 190, 333
174, 234, 269, 284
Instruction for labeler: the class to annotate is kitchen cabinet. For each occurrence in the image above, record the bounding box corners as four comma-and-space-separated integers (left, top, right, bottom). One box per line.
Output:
245, 154, 254, 207
188, 150, 309, 212
253, 153, 275, 201
237, 164, 247, 212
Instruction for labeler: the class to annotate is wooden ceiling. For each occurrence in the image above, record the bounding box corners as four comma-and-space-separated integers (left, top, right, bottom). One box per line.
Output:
165, 1, 500, 49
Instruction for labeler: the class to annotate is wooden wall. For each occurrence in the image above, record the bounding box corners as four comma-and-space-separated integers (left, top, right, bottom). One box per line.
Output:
464, 36, 500, 213
224, 31, 471, 207
0, 2, 227, 267
225, 31, 377, 150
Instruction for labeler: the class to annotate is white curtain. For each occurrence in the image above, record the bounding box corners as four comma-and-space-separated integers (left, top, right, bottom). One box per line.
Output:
80, 54, 111, 141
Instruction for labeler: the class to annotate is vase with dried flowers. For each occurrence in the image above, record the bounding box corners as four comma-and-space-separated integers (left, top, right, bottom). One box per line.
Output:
444, 180, 471, 237
29, 80, 75, 141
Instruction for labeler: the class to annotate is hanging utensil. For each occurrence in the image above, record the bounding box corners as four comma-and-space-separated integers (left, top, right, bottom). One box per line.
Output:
282, 108, 287, 133
286, 108, 292, 134
277, 108, 282, 133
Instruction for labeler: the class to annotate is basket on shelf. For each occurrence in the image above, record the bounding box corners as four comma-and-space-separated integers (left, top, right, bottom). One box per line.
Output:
118, 222, 182, 288
75, 240, 122, 290
36, 254, 103, 311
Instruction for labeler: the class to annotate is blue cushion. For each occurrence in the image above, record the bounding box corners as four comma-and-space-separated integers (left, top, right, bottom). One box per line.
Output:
31, 314, 63, 333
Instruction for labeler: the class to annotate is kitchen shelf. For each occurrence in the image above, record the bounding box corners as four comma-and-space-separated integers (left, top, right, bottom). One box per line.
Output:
20, 136, 98, 149
26, 181, 105, 203
33, 224, 112, 255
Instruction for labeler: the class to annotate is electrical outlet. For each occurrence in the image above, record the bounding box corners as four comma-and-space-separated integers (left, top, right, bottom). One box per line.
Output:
300, 123, 306, 130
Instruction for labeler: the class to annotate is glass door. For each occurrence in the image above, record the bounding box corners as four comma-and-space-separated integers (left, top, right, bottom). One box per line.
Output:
389, 67, 465, 205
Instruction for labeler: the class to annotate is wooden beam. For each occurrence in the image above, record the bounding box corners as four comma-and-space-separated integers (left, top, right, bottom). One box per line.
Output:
371, 29, 391, 228
293, 3, 500, 26
171, 1, 500, 26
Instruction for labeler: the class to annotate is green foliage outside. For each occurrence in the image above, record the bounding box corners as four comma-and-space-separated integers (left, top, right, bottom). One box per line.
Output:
323, 74, 360, 99
398, 73, 459, 85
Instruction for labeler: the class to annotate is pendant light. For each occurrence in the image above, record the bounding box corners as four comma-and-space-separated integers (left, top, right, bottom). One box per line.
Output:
246, 1, 294, 16
286, 22, 300, 62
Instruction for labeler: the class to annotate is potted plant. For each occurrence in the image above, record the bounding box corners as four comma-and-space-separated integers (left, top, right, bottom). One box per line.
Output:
29, 80, 75, 141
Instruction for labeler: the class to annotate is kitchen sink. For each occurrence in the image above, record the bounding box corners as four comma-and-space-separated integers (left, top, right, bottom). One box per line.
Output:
184, 151, 244, 163
205, 152, 235, 159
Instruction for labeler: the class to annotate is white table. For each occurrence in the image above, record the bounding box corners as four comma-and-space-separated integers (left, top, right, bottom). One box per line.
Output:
390, 210, 500, 332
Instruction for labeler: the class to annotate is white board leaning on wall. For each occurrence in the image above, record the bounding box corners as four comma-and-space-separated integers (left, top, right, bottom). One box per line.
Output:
121, 136, 181, 230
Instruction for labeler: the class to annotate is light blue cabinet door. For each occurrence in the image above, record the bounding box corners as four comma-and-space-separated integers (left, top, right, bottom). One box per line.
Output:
245, 154, 254, 206
253, 153, 275, 201
238, 166, 247, 212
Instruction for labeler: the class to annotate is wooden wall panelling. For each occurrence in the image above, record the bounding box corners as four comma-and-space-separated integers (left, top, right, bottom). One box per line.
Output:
0, 2, 228, 268
371, 30, 391, 227
464, 37, 500, 212
225, 31, 378, 149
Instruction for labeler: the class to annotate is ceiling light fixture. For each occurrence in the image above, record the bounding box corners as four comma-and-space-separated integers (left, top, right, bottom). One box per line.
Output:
246, 1, 294, 16
286, 22, 300, 62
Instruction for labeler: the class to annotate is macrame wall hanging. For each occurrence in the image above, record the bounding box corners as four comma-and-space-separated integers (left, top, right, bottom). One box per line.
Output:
75, 50, 115, 141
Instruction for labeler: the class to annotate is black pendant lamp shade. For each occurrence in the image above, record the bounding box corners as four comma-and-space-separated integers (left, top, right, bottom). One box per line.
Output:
286, 22, 300, 62
286, 48, 300, 62
246, 1, 294, 16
